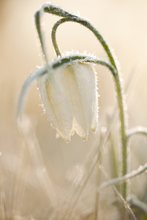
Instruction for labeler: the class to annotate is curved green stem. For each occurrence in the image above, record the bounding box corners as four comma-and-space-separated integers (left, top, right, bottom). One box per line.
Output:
35, 4, 118, 69
51, 16, 128, 199
35, 10, 49, 64
98, 163, 147, 191
127, 126, 147, 140
17, 54, 116, 119
35, 3, 128, 201
114, 74, 128, 199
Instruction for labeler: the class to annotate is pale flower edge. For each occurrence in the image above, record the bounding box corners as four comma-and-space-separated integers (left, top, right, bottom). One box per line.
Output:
38, 63, 99, 141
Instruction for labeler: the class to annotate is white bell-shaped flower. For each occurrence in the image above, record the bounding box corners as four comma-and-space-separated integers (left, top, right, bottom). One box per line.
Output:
38, 62, 99, 141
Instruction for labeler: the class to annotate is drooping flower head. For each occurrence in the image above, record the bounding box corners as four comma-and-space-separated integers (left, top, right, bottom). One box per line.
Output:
17, 3, 116, 142
38, 61, 98, 141
17, 52, 100, 142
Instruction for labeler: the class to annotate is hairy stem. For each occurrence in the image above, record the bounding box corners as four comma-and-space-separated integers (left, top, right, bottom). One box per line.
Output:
35, 4, 118, 69
127, 126, 147, 139
51, 15, 128, 199
17, 54, 115, 119
98, 163, 147, 191
35, 2, 129, 202
114, 74, 128, 199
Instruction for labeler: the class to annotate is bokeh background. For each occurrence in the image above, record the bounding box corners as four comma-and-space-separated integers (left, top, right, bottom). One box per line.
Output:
1, 0, 147, 167
1, 0, 147, 132
0, 0, 147, 219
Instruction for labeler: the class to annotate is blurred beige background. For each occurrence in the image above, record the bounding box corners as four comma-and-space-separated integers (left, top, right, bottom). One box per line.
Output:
0, 0, 147, 160
0, 0, 147, 218
1, 0, 147, 124
1, 0, 147, 159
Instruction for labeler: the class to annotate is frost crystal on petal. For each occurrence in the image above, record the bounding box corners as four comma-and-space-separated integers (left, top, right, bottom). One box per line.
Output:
38, 63, 98, 141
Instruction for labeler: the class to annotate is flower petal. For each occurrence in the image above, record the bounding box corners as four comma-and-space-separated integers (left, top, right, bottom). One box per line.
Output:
38, 63, 98, 141
38, 68, 73, 140
73, 63, 98, 134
